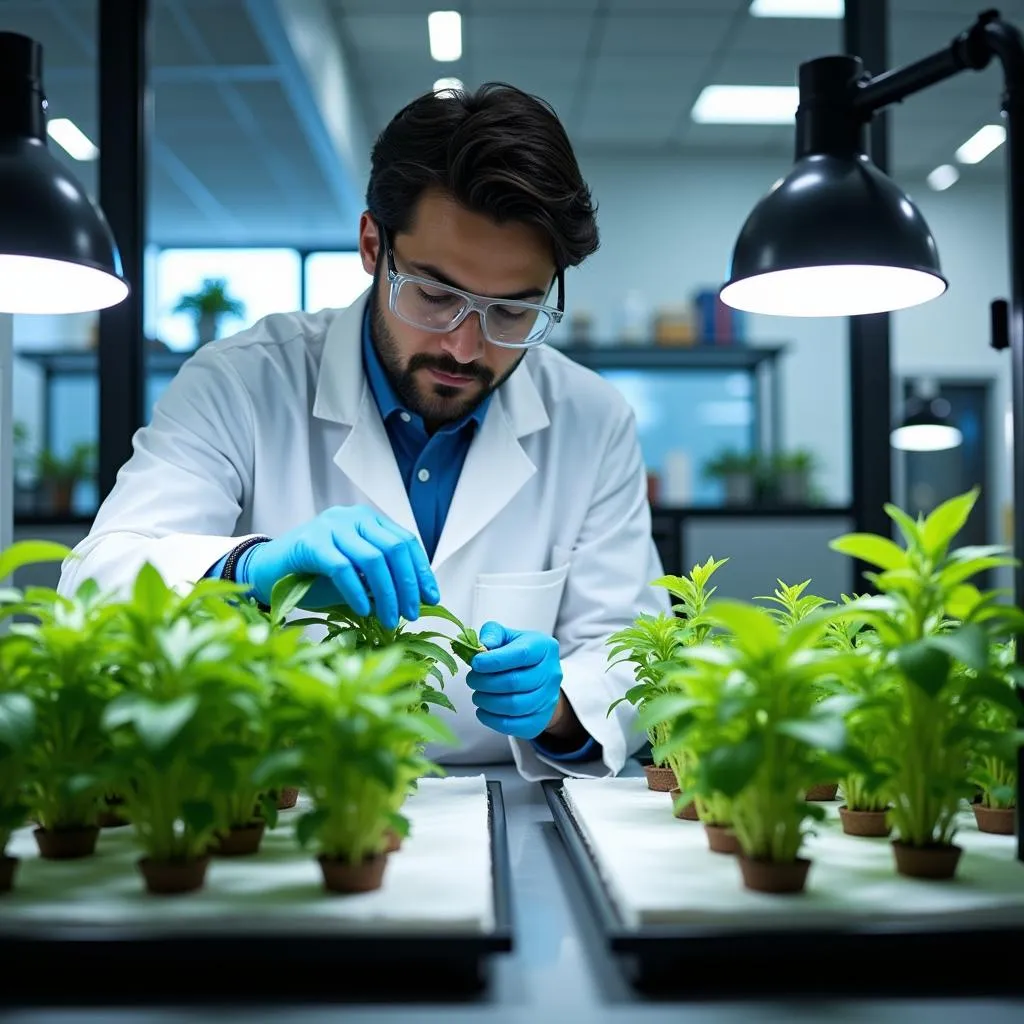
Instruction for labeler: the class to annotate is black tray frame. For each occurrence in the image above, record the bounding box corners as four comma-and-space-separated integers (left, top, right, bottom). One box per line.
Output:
0, 781, 513, 1006
543, 780, 1024, 998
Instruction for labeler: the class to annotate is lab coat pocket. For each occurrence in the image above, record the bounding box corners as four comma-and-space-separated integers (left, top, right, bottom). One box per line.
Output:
473, 562, 570, 637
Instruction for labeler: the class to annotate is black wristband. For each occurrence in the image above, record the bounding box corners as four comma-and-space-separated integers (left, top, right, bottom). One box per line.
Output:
221, 535, 271, 583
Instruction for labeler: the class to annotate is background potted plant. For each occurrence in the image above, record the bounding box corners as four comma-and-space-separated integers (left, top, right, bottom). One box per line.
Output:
769, 449, 816, 505
173, 277, 245, 347
35, 441, 96, 518
702, 448, 758, 506
829, 487, 1024, 879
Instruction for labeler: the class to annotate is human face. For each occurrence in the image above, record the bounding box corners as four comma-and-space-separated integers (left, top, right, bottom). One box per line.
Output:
359, 190, 556, 432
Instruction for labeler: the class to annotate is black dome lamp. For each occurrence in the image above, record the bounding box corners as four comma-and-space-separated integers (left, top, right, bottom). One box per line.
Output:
891, 387, 963, 452
0, 31, 129, 314
719, 54, 948, 317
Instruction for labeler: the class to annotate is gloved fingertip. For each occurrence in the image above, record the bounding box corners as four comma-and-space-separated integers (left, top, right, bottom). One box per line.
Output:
479, 621, 504, 648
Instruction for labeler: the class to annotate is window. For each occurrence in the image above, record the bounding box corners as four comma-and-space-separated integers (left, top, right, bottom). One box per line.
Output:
153, 248, 302, 350
304, 251, 372, 313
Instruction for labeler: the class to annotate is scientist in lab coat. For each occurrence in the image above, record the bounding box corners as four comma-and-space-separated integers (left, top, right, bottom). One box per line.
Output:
59, 82, 670, 781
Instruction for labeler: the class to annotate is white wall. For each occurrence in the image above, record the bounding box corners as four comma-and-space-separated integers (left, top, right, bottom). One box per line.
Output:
563, 153, 1009, 521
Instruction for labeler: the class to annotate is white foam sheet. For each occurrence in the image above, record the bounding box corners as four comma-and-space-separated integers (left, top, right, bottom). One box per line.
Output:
561, 777, 1024, 931
1, 775, 494, 935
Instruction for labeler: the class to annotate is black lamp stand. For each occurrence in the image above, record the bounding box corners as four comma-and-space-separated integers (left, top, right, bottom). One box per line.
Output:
821, 8, 1024, 858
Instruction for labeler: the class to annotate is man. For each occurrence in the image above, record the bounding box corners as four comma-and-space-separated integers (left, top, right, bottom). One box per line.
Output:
58, 83, 670, 780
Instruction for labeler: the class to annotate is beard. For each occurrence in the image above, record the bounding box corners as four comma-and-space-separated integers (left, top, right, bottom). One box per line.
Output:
369, 287, 523, 430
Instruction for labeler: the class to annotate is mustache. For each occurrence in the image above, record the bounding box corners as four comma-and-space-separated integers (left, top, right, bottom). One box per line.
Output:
408, 353, 492, 384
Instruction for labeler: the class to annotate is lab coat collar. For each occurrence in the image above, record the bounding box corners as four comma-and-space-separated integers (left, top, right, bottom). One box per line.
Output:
311, 289, 551, 571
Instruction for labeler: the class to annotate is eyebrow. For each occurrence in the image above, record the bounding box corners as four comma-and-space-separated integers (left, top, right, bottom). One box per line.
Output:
408, 260, 547, 302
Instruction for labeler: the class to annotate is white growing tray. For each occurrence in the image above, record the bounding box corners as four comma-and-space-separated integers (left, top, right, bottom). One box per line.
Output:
2, 774, 495, 935
557, 776, 1024, 931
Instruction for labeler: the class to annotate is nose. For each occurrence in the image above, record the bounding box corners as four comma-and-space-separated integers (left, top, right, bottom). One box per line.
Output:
440, 310, 486, 364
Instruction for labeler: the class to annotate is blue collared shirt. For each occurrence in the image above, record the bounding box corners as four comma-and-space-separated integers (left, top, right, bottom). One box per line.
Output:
360, 310, 488, 562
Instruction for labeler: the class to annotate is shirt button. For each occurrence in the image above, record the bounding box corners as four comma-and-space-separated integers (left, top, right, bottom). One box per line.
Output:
400, 411, 411, 423
417, 468, 430, 483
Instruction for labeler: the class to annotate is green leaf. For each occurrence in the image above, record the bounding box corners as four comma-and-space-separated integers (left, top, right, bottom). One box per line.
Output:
251, 747, 305, 788
0, 693, 35, 750
776, 716, 846, 754
0, 540, 72, 581
896, 641, 951, 698
180, 799, 215, 835
295, 807, 328, 848
420, 688, 456, 713
884, 503, 923, 549
270, 573, 316, 625
636, 693, 702, 734
699, 737, 763, 798
103, 694, 199, 754
0, 803, 30, 830
705, 600, 778, 657
450, 640, 484, 666
828, 533, 906, 571
928, 623, 989, 671
922, 488, 979, 556
961, 673, 1024, 718
132, 562, 170, 617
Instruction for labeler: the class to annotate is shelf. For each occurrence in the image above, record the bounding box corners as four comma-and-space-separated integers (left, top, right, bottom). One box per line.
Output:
552, 343, 784, 371
651, 504, 853, 518
15, 348, 191, 375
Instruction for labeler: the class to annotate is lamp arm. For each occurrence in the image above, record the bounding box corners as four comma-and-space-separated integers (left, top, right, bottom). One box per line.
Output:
851, 10, 998, 116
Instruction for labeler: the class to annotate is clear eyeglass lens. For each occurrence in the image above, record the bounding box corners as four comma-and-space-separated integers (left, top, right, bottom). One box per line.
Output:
394, 278, 551, 346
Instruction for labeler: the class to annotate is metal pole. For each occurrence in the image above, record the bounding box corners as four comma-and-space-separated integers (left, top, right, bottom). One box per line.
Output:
844, 0, 893, 580
97, 0, 150, 501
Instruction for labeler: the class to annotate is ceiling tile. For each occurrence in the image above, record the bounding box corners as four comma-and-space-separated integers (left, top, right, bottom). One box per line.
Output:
598, 13, 734, 57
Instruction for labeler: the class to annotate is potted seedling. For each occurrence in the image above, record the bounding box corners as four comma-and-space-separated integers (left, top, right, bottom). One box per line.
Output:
702, 449, 758, 506
253, 642, 458, 893
268, 573, 474, 846
755, 578, 842, 801
640, 598, 862, 894
173, 277, 245, 346
12, 576, 127, 859
101, 565, 280, 892
822, 602, 896, 836
829, 487, 1024, 879
607, 557, 726, 806
966, 640, 1020, 835
0, 687, 34, 893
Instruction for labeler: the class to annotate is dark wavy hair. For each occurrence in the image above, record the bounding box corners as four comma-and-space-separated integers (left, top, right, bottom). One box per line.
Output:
366, 82, 599, 271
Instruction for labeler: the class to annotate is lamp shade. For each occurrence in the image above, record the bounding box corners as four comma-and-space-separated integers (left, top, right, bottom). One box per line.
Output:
0, 31, 128, 314
890, 395, 962, 452
720, 152, 947, 317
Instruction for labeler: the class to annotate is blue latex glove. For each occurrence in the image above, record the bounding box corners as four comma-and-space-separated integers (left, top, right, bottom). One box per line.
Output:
241, 505, 439, 630
466, 622, 563, 740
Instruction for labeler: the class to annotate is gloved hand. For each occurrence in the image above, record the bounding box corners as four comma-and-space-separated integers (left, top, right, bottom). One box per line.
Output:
240, 505, 439, 630
466, 622, 563, 740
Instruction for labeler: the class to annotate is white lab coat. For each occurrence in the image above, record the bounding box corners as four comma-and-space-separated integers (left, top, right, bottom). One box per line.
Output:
59, 292, 670, 780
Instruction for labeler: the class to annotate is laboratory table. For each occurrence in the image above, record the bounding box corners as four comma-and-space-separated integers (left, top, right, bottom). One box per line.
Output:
3, 761, 1024, 1024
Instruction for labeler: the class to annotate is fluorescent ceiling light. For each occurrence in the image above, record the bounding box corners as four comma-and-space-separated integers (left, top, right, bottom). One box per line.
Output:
926, 164, 959, 191
955, 124, 1006, 164
691, 85, 798, 125
428, 11, 462, 62
750, 0, 843, 16
46, 117, 98, 160
433, 77, 464, 95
